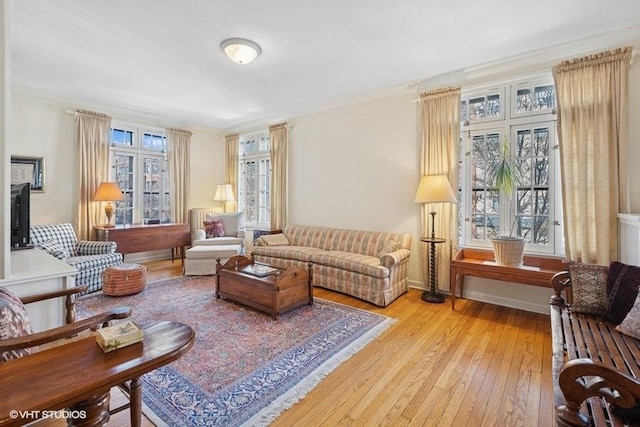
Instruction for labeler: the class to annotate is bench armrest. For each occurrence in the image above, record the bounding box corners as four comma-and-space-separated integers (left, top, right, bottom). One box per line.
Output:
550, 270, 571, 306
557, 357, 640, 427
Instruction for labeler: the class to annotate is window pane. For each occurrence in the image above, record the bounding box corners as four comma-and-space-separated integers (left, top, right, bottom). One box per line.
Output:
111, 128, 133, 146
238, 133, 271, 226
114, 153, 135, 225
533, 85, 555, 111
142, 132, 166, 152
516, 88, 532, 113
143, 157, 162, 222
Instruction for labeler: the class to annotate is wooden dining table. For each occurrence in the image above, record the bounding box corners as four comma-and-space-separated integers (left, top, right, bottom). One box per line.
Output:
0, 320, 195, 426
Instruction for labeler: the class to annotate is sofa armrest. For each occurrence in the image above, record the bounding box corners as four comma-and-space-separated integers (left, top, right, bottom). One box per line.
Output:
194, 229, 206, 241
380, 248, 411, 268
237, 230, 246, 239
76, 240, 117, 255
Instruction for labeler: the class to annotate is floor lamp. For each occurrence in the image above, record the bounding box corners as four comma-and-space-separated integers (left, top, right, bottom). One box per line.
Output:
415, 174, 457, 304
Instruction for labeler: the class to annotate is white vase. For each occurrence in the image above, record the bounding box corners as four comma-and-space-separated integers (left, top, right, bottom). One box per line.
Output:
491, 237, 525, 267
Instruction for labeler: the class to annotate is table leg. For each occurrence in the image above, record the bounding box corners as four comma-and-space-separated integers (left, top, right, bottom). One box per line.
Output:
67, 392, 110, 426
129, 377, 142, 427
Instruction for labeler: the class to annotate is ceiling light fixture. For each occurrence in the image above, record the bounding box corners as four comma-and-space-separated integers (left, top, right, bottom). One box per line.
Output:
220, 38, 262, 65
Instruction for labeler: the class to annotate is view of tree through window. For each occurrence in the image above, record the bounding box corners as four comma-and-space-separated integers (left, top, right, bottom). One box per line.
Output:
460, 77, 561, 254
238, 132, 271, 227
110, 124, 169, 225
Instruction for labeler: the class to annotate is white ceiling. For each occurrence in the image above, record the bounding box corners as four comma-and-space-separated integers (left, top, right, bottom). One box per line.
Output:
9, 0, 640, 131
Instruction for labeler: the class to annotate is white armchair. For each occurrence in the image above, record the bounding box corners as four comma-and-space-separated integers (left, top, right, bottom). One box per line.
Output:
190, 209, 246, 249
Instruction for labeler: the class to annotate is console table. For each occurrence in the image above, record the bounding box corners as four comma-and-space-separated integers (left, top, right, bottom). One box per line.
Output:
94, 223, 191, 264
0, 321, 194, 427
450, 248, 565, 310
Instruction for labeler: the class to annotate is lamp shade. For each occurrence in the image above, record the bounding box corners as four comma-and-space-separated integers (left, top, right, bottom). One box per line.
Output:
214, 184, 235, 202
220, 38, 261, 64
414, 175, 456, 204
94, 182, 124, 201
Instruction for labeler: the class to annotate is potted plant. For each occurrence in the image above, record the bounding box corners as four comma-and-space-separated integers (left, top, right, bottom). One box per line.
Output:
490, 136, 525, 267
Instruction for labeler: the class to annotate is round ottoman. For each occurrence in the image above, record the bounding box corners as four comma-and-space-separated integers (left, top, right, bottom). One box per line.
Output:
102, 263, 147, 296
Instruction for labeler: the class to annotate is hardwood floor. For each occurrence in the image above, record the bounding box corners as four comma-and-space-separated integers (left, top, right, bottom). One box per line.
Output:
36, 259, 555, 426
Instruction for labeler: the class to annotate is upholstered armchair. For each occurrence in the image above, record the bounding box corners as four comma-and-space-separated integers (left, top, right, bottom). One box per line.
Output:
190, 209, 246, 249
30, 223, 123, 294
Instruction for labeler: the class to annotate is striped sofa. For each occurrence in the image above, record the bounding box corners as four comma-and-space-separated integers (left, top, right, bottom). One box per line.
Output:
30, 223, 123, 294
252, 224, 412, 306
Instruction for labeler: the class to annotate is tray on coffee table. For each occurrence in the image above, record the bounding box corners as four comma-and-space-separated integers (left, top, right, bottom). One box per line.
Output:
215, 255, 313, 319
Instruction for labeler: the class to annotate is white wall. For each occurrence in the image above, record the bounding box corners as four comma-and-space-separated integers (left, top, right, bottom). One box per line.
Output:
288, 93, 424, 284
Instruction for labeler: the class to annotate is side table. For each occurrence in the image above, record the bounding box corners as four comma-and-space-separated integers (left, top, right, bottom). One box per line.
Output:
420, 236, 447, 303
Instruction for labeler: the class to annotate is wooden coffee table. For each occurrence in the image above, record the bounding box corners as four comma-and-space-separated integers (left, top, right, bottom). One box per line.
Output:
215, 255, 313, 319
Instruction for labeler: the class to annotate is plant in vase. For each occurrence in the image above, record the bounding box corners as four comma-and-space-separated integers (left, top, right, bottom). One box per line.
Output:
490, 136, 525, 267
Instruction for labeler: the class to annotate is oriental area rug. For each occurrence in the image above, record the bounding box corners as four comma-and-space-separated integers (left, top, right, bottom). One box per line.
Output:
76, 275, 394, 426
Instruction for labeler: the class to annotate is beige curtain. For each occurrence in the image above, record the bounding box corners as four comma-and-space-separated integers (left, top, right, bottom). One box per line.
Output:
419, 87, 460, 291
75, 110, 111, 240
553, 47, 632, 264
167, 128, 192, 224
225, 133, 239, 212
269, 123, 289, 230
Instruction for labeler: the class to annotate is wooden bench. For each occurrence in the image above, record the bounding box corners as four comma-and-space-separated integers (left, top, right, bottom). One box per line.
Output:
550, 271, 640, 426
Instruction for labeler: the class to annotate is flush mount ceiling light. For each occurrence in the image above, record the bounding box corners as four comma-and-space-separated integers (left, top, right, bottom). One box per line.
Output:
220, 38, 262, 65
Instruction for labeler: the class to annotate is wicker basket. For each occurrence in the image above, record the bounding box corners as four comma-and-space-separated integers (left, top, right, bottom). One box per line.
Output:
490, 237, 525, 267
102, 263, 147, 296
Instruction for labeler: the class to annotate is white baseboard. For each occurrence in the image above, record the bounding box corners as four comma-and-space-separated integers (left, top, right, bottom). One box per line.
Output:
407, 279, 550, 315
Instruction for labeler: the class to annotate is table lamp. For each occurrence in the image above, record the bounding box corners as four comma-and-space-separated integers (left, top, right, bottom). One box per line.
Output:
415, 174, 457, 303
214, 184, 235, 213
94, 181, 124, 227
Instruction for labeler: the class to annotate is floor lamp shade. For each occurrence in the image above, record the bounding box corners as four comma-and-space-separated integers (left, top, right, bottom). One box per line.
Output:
414, 174, 457, 204
94, 182, 124, 227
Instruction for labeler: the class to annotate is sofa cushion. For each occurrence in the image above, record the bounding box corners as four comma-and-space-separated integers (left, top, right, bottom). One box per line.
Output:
377, 239, 399, 259
568, 261, 609, 316
205, 212, 245, 237
606, 261, 640, 325
311, 251, 389, 279
204, 220, 226, 238
616, 292, 640, 339
30, 223, 79, 257
258, 233, 290, 246
37, 240, 70, 260
0, 287, 33, 362
66, 253, 123, 272
251, 246, 325, 263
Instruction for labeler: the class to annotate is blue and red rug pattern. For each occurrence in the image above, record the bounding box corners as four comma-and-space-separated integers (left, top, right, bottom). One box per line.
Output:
77, 276, 394, 426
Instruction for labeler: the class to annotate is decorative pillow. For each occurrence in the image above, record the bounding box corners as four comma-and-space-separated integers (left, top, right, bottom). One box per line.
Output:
204, 220, 226, 238
616, 292, 640, 339
377, 239, 399, 259
37, 240, 70, 260
0, 287, 33, 362
568, 262, 609, 316
205, 212, 245, 237
259, 233, 290, 246
606, 261, 640, 325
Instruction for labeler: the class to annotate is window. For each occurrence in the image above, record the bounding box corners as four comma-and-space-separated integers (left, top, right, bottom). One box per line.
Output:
110, 123, 170, 225
459, 76, 562, 255
238, 132, 271, 227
